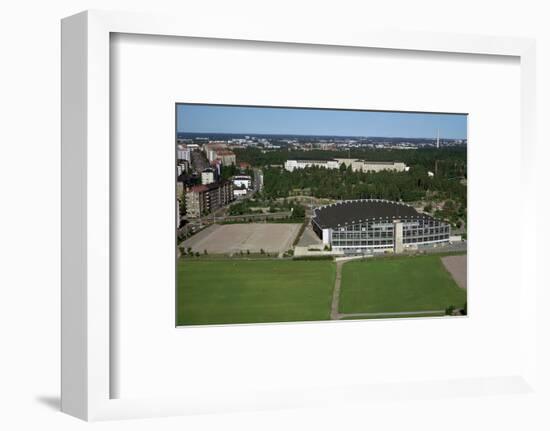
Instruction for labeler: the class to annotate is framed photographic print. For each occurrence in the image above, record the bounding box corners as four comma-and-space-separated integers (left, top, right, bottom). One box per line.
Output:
61, 10, 541, 422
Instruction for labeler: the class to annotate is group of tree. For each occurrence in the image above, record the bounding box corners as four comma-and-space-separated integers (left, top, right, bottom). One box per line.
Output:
234, 147, 467, 178
228, 196, 306, 219
261, 164, 466, 210
219, 164, 254, 181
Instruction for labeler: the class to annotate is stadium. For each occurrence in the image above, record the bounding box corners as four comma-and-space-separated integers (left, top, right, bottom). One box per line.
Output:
311, 199, 451, 254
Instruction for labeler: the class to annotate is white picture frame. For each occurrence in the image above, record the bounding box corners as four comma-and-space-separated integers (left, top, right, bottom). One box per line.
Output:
61, 9, 539, 421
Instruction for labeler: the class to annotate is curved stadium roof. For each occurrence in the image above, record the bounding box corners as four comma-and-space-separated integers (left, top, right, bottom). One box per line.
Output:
312, 199, 434, 229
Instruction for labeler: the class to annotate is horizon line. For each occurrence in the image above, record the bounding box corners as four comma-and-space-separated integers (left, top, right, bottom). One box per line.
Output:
176, 130, 468, 141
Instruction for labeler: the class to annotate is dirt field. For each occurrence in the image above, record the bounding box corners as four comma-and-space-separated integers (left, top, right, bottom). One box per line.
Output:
181, 223, 301, 255
441, 254, 467, 289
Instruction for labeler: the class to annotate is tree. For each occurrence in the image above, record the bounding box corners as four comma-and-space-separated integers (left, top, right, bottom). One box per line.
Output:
292, 203, 306, 219
445, 305, 455, 315
443, 200, 455, 212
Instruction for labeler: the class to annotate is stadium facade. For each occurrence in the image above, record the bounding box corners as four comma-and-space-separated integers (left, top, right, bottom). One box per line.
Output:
311, 199, 451, 254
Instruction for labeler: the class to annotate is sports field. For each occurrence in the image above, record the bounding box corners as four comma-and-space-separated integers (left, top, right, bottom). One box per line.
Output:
177, 259, 336, 325
181, 223, 301, 255
339, 254, 467, 314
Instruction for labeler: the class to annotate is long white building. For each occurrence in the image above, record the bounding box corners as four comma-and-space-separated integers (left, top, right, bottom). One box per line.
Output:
284, 159, 340, 172
284, 158, 408, 173
335, 158, 408, 173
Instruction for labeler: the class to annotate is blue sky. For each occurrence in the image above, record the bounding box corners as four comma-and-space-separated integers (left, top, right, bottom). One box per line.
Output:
176, 104, 467, 139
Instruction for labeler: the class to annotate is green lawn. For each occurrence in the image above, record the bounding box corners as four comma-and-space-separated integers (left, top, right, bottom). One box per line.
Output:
339, 255, 466, 314
177, 259, 336, 325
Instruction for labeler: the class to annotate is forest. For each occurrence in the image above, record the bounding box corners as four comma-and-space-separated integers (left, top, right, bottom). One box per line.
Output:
239, 147, 467, 228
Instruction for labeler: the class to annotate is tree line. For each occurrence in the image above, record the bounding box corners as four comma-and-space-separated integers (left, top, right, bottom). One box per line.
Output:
262, 164, 466, 208
234, 147, 467, 178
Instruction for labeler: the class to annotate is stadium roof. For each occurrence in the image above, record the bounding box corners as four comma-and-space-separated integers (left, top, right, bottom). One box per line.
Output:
312, 199, 435, 228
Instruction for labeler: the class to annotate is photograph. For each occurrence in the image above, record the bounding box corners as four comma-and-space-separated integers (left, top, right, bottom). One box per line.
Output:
176, 103, 467, 326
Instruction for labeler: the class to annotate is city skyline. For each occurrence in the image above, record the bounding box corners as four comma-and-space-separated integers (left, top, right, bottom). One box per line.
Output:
177, 104, 468, 140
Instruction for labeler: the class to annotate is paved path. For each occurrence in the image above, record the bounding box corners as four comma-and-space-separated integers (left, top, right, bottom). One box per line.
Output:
330, 261, 344, 320
336, 310, 444, 319
441, 254, 467, 289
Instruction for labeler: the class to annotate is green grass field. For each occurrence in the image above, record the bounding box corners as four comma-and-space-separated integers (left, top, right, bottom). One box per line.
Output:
339, 255, 466, 314
177, 259, 336, 325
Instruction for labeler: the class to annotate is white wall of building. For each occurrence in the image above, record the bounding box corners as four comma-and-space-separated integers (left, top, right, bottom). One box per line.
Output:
177, 145, 191, 161
322, 228, 331, 245
233, 176, 252, 189
201, 170, 215, 185
233, 188, 248, 197
284, 159, 339, 172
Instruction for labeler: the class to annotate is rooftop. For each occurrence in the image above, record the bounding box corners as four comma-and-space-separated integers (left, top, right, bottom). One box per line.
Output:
289, 159, 337, 163
335, 158, 403, 165
312, 199, 434, 228
188, 180, 231, 193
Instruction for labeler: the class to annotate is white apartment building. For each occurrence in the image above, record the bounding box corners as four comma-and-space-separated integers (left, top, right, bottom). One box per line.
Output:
177, 144, 191, 162
201, 169, 215, 185
232, 175, 252, 189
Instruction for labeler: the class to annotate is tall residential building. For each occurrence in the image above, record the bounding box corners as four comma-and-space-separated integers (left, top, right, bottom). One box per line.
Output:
201, 168, 215, 185
185, 181, 234, 218
177, 144, 191, 162
203, 143, 236, 166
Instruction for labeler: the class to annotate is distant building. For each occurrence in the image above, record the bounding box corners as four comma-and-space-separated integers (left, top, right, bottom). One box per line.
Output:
311, 199, 451, 254
185, 181, 234, 218
335, 159, 408, 173
203, 143, 236, 166
233, 188, 248, 197
232, 175, 252, 198
284, 159, 339, 172
318, 143, 336, 151
201, 168, 215, 185
215, 149, 236, 166
232, 175, 252, 189
284, 158, 407, 173
177, 144, 191, 162
176, 172, 200, 198
177, 160, 189, 177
